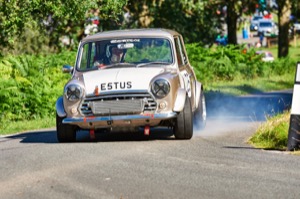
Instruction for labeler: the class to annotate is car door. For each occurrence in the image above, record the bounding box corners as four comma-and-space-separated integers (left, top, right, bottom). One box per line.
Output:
174, 35, 196, 110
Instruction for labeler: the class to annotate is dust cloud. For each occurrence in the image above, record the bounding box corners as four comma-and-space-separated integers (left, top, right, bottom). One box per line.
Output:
193, 90, 293, 137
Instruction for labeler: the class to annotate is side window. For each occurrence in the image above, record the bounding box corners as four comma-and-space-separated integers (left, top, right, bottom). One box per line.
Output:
179, 36, 188, 65
174, 37, 185, 67
174, 37, 182, 66
79, 42, 96, 70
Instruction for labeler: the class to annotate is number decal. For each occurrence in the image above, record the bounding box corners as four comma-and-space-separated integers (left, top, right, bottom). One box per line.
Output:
181, 70, 191, 97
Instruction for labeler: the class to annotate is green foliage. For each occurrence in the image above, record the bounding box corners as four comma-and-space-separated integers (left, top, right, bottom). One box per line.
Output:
1, 0, 297, 59
0, 0, 127, 52
125, 0, 221, 45
0, 51, 76, 126
10, 22, 52, 55
186, 43, 297, 84
269, 56, 295, 75
0, 117, 56, 135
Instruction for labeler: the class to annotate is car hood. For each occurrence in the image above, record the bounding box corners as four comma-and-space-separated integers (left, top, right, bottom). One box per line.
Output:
259, 27, 272, 30
82, 67, 166, 95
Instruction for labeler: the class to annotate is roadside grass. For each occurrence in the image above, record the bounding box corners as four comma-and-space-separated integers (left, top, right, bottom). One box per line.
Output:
205, 73, 294, 95
0, 117, 55, 136
248, 111, 289, 150
247, 111, 300, 155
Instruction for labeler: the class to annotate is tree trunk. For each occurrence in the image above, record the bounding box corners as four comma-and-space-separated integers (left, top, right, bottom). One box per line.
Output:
226, 1, 238, 45
139, 3, 151, 27
277, 0, 291, 58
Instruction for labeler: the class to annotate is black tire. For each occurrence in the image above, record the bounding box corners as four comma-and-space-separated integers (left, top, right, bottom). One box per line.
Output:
56, 113, 77, 143
174, 96, 193, 139
194, 92, 206, 130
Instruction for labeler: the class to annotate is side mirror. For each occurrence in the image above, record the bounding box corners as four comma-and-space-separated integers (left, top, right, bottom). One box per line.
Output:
62, 65, 73, 73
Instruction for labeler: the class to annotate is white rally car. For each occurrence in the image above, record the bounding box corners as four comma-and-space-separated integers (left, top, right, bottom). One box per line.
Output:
56, 29, 206, 142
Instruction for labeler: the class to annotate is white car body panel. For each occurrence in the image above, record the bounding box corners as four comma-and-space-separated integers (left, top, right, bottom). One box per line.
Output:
83, 68, 164, 95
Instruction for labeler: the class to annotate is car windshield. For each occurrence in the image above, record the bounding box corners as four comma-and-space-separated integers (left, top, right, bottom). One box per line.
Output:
252, 16, 263, 21
78, 38, 173, 71
259, 22, 273, 27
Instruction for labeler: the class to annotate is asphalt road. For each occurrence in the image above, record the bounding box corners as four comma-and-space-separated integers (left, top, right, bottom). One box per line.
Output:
1, 90, 299, 199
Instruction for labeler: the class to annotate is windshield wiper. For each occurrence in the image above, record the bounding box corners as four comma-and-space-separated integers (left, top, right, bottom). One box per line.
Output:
100, 63, 137, 69
136, 62, 170, 68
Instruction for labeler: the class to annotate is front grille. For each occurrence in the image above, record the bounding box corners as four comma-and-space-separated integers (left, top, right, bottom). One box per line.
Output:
80, 93, 157, 116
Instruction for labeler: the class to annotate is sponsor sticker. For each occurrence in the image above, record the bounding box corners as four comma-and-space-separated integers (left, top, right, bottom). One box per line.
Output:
181, 70, 191, 97
99, 81, 132, 91
111, 39, 140, 43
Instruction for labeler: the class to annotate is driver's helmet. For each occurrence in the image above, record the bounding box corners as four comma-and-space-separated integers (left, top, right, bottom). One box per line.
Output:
106, 45, 126, 64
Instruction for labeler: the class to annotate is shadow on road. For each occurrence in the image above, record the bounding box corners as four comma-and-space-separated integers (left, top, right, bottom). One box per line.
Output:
90, 128, 175, 142
4, 128, 175, 143
4, 130, 58, 144
222, 146, 263, 150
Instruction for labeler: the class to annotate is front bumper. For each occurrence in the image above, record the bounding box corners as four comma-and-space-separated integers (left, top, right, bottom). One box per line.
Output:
63, 112, 177, 129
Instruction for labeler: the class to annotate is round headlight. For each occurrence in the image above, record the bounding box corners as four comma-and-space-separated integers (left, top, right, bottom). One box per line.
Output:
151, 79, 170, 99
65, 84, 83, 101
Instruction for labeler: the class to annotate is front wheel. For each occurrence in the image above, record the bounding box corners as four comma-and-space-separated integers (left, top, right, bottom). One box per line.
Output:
174, 96, 193, 139
56, 113, 77, 143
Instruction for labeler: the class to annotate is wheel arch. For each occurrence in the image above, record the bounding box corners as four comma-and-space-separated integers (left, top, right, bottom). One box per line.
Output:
56, 96, 67, 118
195, 81, 203, 110
173, 88, 186, 112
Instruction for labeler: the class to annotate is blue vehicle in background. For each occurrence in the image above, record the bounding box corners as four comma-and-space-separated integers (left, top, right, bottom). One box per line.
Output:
215, 34, 228, 46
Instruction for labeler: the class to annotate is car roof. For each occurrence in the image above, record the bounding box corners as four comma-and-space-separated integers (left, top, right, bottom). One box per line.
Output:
259, 19, 273, 23
81, 28, 180, 43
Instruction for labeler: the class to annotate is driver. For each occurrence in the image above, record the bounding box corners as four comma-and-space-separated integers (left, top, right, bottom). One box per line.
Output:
94, 46, 125, 69
110, 47, 124, 64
